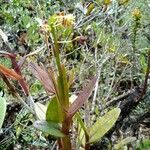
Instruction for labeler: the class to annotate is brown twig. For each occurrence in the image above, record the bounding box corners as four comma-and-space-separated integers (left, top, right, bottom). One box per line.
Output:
137, 50, 150, 101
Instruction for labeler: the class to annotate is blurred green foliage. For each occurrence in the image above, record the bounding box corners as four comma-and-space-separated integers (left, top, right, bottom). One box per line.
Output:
0, 0, 150, 149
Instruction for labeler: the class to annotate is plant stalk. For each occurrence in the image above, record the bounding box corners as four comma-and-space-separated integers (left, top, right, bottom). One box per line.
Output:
51, 25, 72, 150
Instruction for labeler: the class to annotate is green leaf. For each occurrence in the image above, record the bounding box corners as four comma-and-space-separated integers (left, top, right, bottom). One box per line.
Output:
0, 11, 14, 24
21, 15, 31, 28
140, 55, 147, 73
75, 113, 88, 146
89, 108, 121, 143
30, 80, 43, 95
76, 113, 88, 136
48, 14, 57, 25
33, 120, 65, 138
114, 137, 136, 149
46, 97, 64, 123
0, 96, 6, 128
77, 119, 86, 146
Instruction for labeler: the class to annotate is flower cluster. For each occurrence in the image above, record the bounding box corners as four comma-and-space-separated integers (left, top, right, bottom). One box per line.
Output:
38, 12, 75, 34
54, 12, 75, 27
132, 8, 141, 19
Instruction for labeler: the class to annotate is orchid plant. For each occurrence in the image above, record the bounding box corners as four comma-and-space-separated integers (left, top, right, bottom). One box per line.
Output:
29, 13, 121, 150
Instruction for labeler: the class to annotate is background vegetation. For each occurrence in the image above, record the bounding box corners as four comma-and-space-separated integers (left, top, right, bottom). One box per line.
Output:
0, 0, 150, 149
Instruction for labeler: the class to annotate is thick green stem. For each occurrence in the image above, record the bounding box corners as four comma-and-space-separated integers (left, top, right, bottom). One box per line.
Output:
50, 25, 62, 74
51, 25, 72, 150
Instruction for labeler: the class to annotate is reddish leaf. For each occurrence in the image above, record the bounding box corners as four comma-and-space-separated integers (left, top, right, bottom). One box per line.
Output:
67, 76, 97, 119
9, 55, 29, 95
17, 56, 27, 70
0, 52, 29, 95
0, 52, 16, 63
29, 62, 55, 95
0, 51, 16, 57
18, 79, 29, 96
0, 64, 22, 80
